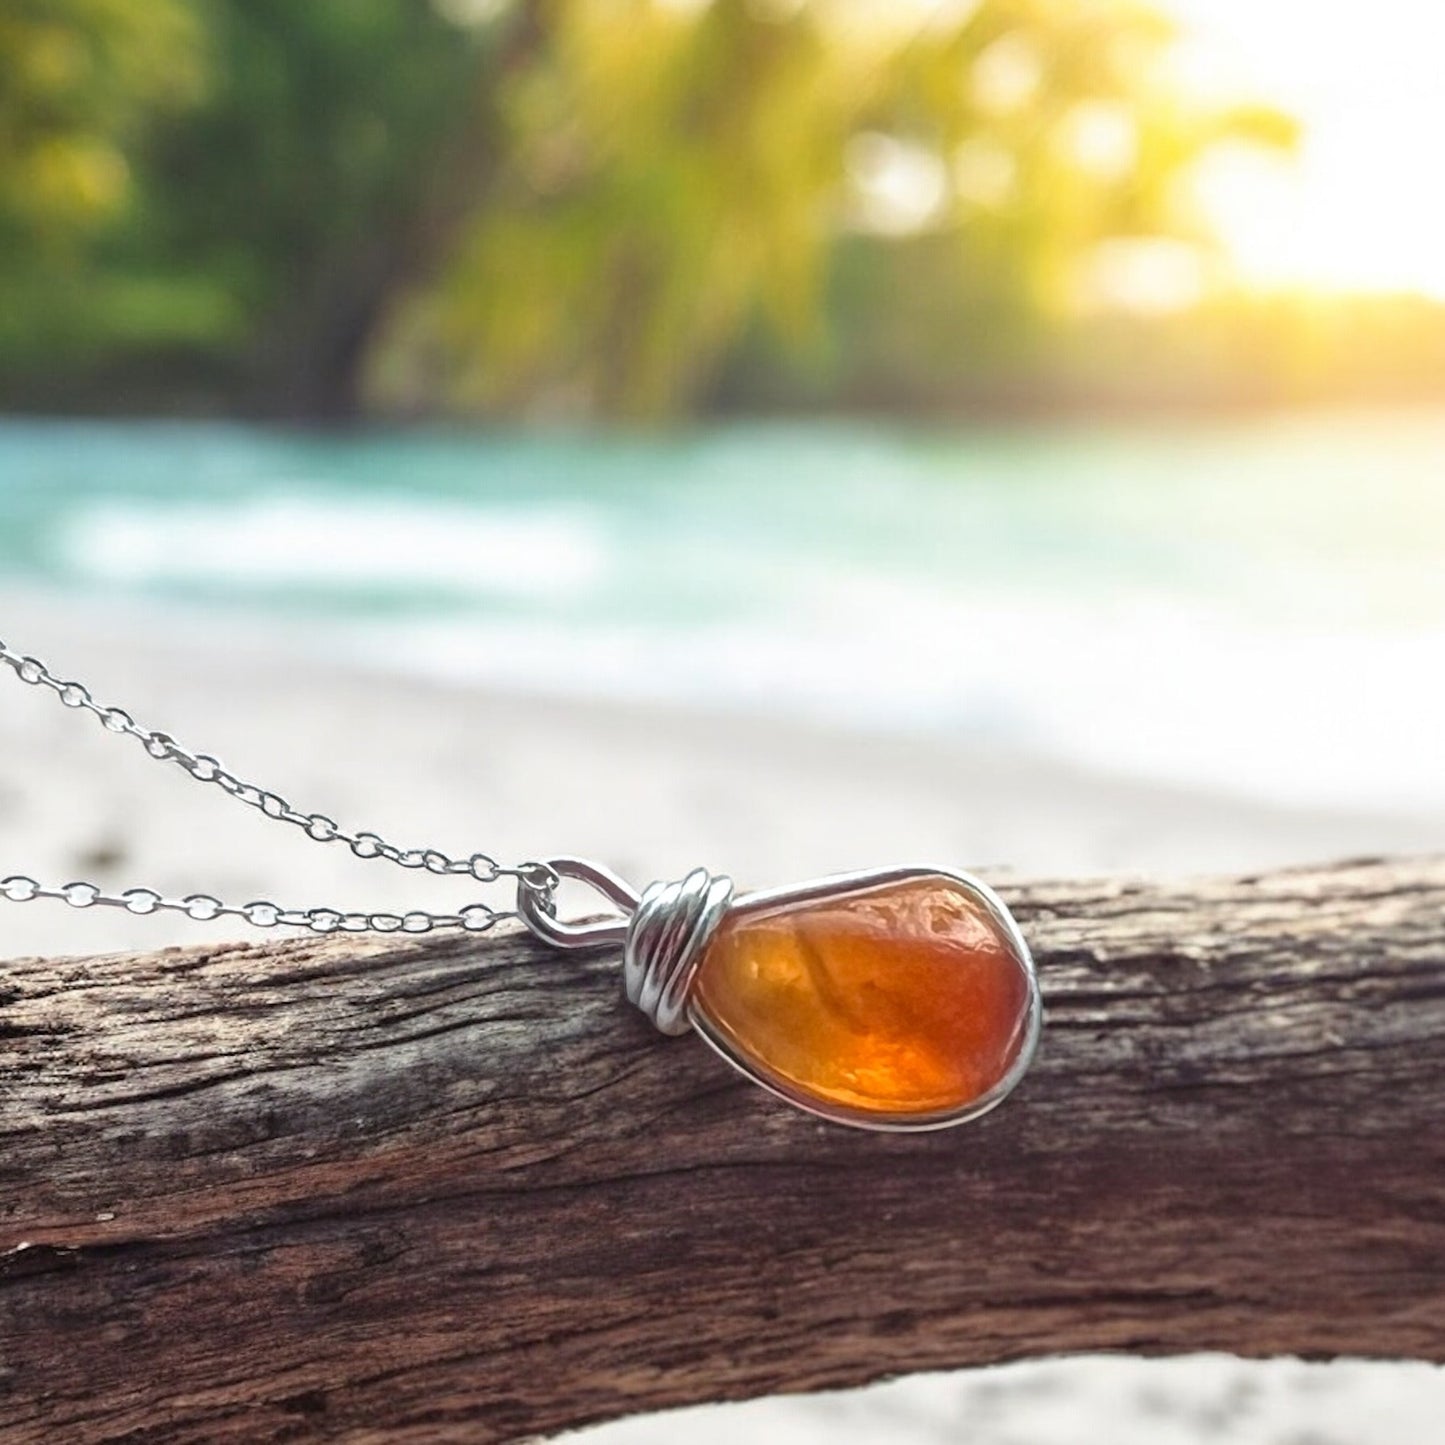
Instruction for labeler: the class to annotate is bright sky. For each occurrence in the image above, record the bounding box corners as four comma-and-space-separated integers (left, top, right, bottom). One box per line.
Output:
1164, 0, 1445, 298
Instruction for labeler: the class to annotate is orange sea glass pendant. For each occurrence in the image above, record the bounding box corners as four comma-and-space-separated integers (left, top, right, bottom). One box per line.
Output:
690, 871, 1038, 1129
518, 861, 1040, 1131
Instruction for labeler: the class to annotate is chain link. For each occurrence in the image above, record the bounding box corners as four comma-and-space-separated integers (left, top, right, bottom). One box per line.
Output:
0, 638, 557, 935
0, 872, 506, 935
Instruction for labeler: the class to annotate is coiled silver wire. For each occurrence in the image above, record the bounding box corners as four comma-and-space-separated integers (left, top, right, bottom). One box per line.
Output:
623, 868, 735, 1035
515, 858, 734, 1035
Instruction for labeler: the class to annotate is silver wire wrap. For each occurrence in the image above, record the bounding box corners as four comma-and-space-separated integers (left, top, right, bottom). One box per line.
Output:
513, 858, 734, 1035
623, 868, 735, 1035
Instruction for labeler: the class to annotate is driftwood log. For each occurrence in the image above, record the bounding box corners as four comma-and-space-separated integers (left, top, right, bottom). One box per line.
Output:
2, 856, 1442, 1443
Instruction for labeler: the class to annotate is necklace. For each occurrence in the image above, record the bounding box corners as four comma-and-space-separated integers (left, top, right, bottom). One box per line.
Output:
0, 638, 1040, 1132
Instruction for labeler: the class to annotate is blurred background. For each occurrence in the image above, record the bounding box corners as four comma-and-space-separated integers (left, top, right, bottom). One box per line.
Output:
1, 1, 1442, 1441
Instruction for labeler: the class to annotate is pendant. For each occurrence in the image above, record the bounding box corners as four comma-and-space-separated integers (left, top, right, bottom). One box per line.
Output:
518, 859, 1040, 1131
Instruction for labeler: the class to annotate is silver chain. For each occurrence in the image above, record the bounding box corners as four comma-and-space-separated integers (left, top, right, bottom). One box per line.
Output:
0, 638, 557, 935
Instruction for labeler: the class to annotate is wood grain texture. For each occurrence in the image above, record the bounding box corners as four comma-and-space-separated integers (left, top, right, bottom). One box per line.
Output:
2, 857, 1443, 1443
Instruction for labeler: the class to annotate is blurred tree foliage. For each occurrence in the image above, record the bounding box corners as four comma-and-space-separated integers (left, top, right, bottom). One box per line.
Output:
0, 0, 203, 363
136, 0, 508, 416
0, 0, 1296, 420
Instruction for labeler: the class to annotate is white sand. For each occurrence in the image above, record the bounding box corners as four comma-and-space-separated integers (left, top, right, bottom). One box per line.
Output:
2, 589, 1441, 1441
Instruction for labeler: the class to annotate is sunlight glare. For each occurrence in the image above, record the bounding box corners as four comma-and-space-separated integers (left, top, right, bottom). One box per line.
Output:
1164, 0, 1445, 299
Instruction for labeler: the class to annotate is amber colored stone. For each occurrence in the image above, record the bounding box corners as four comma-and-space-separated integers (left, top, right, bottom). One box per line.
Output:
690, 875, 1034, 1121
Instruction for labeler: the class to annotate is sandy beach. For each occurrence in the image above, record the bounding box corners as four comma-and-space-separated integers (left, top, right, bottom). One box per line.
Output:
2, 588, 1441, 1442
5, 587, 1442, 961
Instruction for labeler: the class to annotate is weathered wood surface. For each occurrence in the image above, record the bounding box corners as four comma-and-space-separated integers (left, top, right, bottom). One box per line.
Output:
2, 857, 1442, 1443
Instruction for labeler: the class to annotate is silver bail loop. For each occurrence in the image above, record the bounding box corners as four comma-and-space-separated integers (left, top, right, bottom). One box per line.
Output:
516, 858, 734, 1036
515, 856, 639, 949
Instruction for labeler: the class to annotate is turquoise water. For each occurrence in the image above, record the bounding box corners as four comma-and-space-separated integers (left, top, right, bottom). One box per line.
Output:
2, 413, 1443, 810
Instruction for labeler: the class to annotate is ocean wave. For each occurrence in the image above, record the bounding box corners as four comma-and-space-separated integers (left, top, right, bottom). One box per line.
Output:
7, 415, 1445, 817
58, 496, 611, 600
